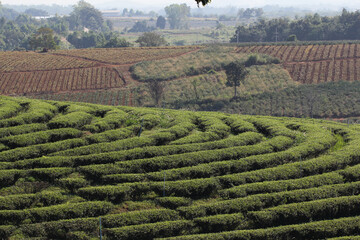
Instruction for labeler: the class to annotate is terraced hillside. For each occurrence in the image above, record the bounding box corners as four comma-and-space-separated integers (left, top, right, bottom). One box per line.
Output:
236, 43, 360, 83
1, 96, 360, 239
0, 46, 200, 97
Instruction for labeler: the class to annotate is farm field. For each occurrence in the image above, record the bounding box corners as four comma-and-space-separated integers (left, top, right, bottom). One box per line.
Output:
1, 96, 360, 239
0, 46, 200, 96
1, 43, 360, 119
235, 43, 360, 83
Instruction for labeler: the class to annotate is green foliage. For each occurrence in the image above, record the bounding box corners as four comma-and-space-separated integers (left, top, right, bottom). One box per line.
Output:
129, 21, 155, 33
156, 16, 166, 29
244, 53, 281, 67
165, 4, 190, 29
179, 181, 360, 219
0, 100, 22, 120
0, 191, 66, 210
29, 27, 59, 51
287, 34, 297, 41
248, 195, 360, 228
69, 0, 104, 31
0, 201, 113, 225
231, 10, 360, 42
105, 220, 195, 240
48, 111, 93, 129
155, 197, 192, 209
136, 32, 167, 47
102, 37, 132, 48
0, 123, 48, 138
0, 101, 56, 127
0, 96, 359, 239
0, 128, 82, 148
162, 216, 360, 239
224, 60, 248, 98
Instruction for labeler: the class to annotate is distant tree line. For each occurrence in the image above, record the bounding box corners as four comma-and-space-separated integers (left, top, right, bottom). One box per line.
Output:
0, 0, 136, 51
232, 9, 360, 43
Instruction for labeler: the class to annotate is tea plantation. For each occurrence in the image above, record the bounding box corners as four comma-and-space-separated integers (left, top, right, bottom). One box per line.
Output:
0, 95, 360, 239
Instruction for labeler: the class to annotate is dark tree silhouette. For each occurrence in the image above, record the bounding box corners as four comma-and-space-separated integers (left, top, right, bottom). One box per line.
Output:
195, 0, 211, 6
224, 61, 249, 99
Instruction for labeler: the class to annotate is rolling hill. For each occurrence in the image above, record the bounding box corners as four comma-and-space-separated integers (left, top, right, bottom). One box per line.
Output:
0, 96, 360, 239
1, 42, 360, 119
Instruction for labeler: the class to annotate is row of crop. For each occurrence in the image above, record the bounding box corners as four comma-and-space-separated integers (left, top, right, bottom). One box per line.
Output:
220, 157, 360, 200
247, 194, 360, 228
0, 167, 73, 187
9, 120, 197, 169
105, 220, 195, 240
51, 113, 196, 156
220, 172, 344, 198
178, 180, 360, 219
0, 99, 22, 120
0, 191, 66, 210
54, 46, 200, 65
102, 135, 293, 175
222, 115, 257, 134
170, 115, 231, 145
0, 51, 96, 72
246, 117, 298, 138
0, 128, 83, 149
49, 136, 155, 159
84, 125, 140, 144
0, 123, 48, 138
3, 210, 360, 240
96, 136, 292, 185
215, 135, 358, 192
56, 132, 262, 162
82, 109, 128, 133
18, 208, 180, 239
76, 136, 308, 200
47, 111, 93, 129
0, 201, 113, 225
0, 138, 87, 164
93, 124, 335, 183
161, 215, 360, 240
0, 100, 56, 128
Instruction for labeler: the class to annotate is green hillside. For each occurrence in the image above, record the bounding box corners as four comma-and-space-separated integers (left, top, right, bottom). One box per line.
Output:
1, 96, 360, 239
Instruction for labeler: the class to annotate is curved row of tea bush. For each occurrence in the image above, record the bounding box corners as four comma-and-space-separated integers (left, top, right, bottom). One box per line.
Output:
0, 96, 359, 239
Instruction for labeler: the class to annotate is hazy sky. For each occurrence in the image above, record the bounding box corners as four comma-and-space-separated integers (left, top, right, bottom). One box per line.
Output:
2, 0, 359, 10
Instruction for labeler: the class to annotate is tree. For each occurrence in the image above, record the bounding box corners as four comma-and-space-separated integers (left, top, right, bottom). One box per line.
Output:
102, 37, 132, 48
129, 21, 154, 32
224, 61, 249, 99
165, 4, 190, 29
146, 79, 165, 106
287, 34, 297, 41
156, 16, 166, 29
29, 27, 58, 51
70, 1, 103, 31
67, 31, 105, 48
136, 32, 167, 47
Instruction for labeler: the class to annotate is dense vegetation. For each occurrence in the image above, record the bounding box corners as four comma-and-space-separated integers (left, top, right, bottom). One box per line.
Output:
0, 96, 360, 239
232, 9, 360, 43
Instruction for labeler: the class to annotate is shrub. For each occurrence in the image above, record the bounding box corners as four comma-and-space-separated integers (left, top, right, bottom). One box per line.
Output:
105, 220, 194, 240
48, 112, 93, 129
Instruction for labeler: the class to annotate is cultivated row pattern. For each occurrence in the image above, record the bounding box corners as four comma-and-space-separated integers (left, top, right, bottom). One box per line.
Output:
236, 43, 360, 83
0, 96, 359, 239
